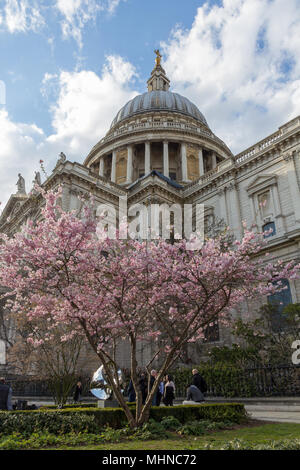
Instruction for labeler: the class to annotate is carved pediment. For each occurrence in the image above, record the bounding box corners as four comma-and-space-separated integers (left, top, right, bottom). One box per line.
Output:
246, 174, 277, 195
0, 193, 28, 227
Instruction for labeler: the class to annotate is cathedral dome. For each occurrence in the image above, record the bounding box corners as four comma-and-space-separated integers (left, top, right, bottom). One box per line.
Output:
110, 90, 209, 129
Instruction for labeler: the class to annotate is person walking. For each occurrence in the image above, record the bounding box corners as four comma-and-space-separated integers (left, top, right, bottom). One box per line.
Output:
0, 377, 12, 411
191, 369, 207, 394
163, 374, 175, 406
73, 380, 82, 403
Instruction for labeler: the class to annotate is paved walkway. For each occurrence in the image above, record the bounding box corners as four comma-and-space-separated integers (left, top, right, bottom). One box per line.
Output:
205, 397, 300, 424
244, 404, 300, 424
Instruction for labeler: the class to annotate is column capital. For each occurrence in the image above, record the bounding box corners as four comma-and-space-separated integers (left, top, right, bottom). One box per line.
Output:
228, 181, 238, 192
217, 186, 226, 196
283, 152, 293, 162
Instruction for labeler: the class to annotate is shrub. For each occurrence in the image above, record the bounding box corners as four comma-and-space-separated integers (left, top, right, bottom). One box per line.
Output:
0, 410, 99, 435
131, 419, 167, 440
160, 416, 182, 431
178, 421, 207, 436
0, 403, 246, 435
150, 403, 247, 424
178, 419, 233, 436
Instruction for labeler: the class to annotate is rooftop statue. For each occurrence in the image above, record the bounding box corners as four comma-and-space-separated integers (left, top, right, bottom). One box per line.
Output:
154, 49, 162, 66
33, 171, 41, 186
58, 152, 67, 164
16, 173, 26, 194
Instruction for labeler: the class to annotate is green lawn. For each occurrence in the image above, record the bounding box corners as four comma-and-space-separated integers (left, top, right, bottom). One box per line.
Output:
46, 422, 300, 450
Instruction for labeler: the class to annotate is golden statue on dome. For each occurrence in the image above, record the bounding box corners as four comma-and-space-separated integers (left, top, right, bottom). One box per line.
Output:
154, 49, 162, 66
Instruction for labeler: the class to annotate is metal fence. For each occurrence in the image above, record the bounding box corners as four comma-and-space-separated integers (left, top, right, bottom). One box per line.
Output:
5, 364, 300, 399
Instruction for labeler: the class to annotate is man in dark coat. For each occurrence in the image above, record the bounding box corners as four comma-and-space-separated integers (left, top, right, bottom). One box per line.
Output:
191, 369, 207, 394
73, 381, 82, 403
0, 377, 12, 410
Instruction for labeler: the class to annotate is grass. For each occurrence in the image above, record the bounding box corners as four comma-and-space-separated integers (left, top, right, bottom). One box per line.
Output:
45, 422, 300, 450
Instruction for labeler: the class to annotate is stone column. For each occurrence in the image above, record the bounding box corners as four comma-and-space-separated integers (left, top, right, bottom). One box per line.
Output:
198, 147, 204, 176
249, 196, 258, 231
212, 151, 217, 169
126, 145, 133, 183
284, 152, 300, 224
218, 187, 228, 225
145, 142, 151, 175
181, 143, 188, 182
99, 157, 104, 177
270, 184, 284, 234
163, 141, 169, 178
228, 181, 242, 239
111, 150, 116, 183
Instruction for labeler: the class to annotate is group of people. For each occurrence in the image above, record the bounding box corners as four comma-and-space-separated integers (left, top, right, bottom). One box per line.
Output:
0, 368, 208, 410
127, 370, 176, 406
127, 368, 207, 406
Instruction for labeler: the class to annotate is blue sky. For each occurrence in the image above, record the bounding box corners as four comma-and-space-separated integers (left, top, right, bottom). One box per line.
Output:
0, 0, 300, 207
1, 0, 204, 133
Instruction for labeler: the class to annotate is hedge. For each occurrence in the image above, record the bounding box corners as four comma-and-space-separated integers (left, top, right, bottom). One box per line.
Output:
39, 403, 97, 410
172, 363, 300, 398
0, 403, 246, 435
172, 365, 260, 397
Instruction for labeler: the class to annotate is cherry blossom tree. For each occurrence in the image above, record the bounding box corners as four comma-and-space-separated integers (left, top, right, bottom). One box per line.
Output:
0, 189, 298, 427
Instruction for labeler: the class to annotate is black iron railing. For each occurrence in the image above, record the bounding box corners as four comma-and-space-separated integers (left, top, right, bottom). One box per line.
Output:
5, 364, 300, 399
174, 364, 300, 398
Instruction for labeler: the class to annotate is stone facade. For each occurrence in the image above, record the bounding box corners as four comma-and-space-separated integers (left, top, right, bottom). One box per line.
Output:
1, 56, 300, 374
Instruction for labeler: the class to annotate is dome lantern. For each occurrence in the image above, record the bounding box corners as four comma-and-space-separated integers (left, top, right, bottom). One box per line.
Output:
147, 49, 170, 92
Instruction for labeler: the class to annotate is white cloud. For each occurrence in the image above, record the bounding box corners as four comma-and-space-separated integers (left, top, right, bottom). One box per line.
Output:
0, 109, 45, 208
0, 0, 44, 33
55, 0, 124, 48
161, 0, 300, 153
0, 0, 124, 45
0, 55, 138, 209
45, 55, 138, 155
